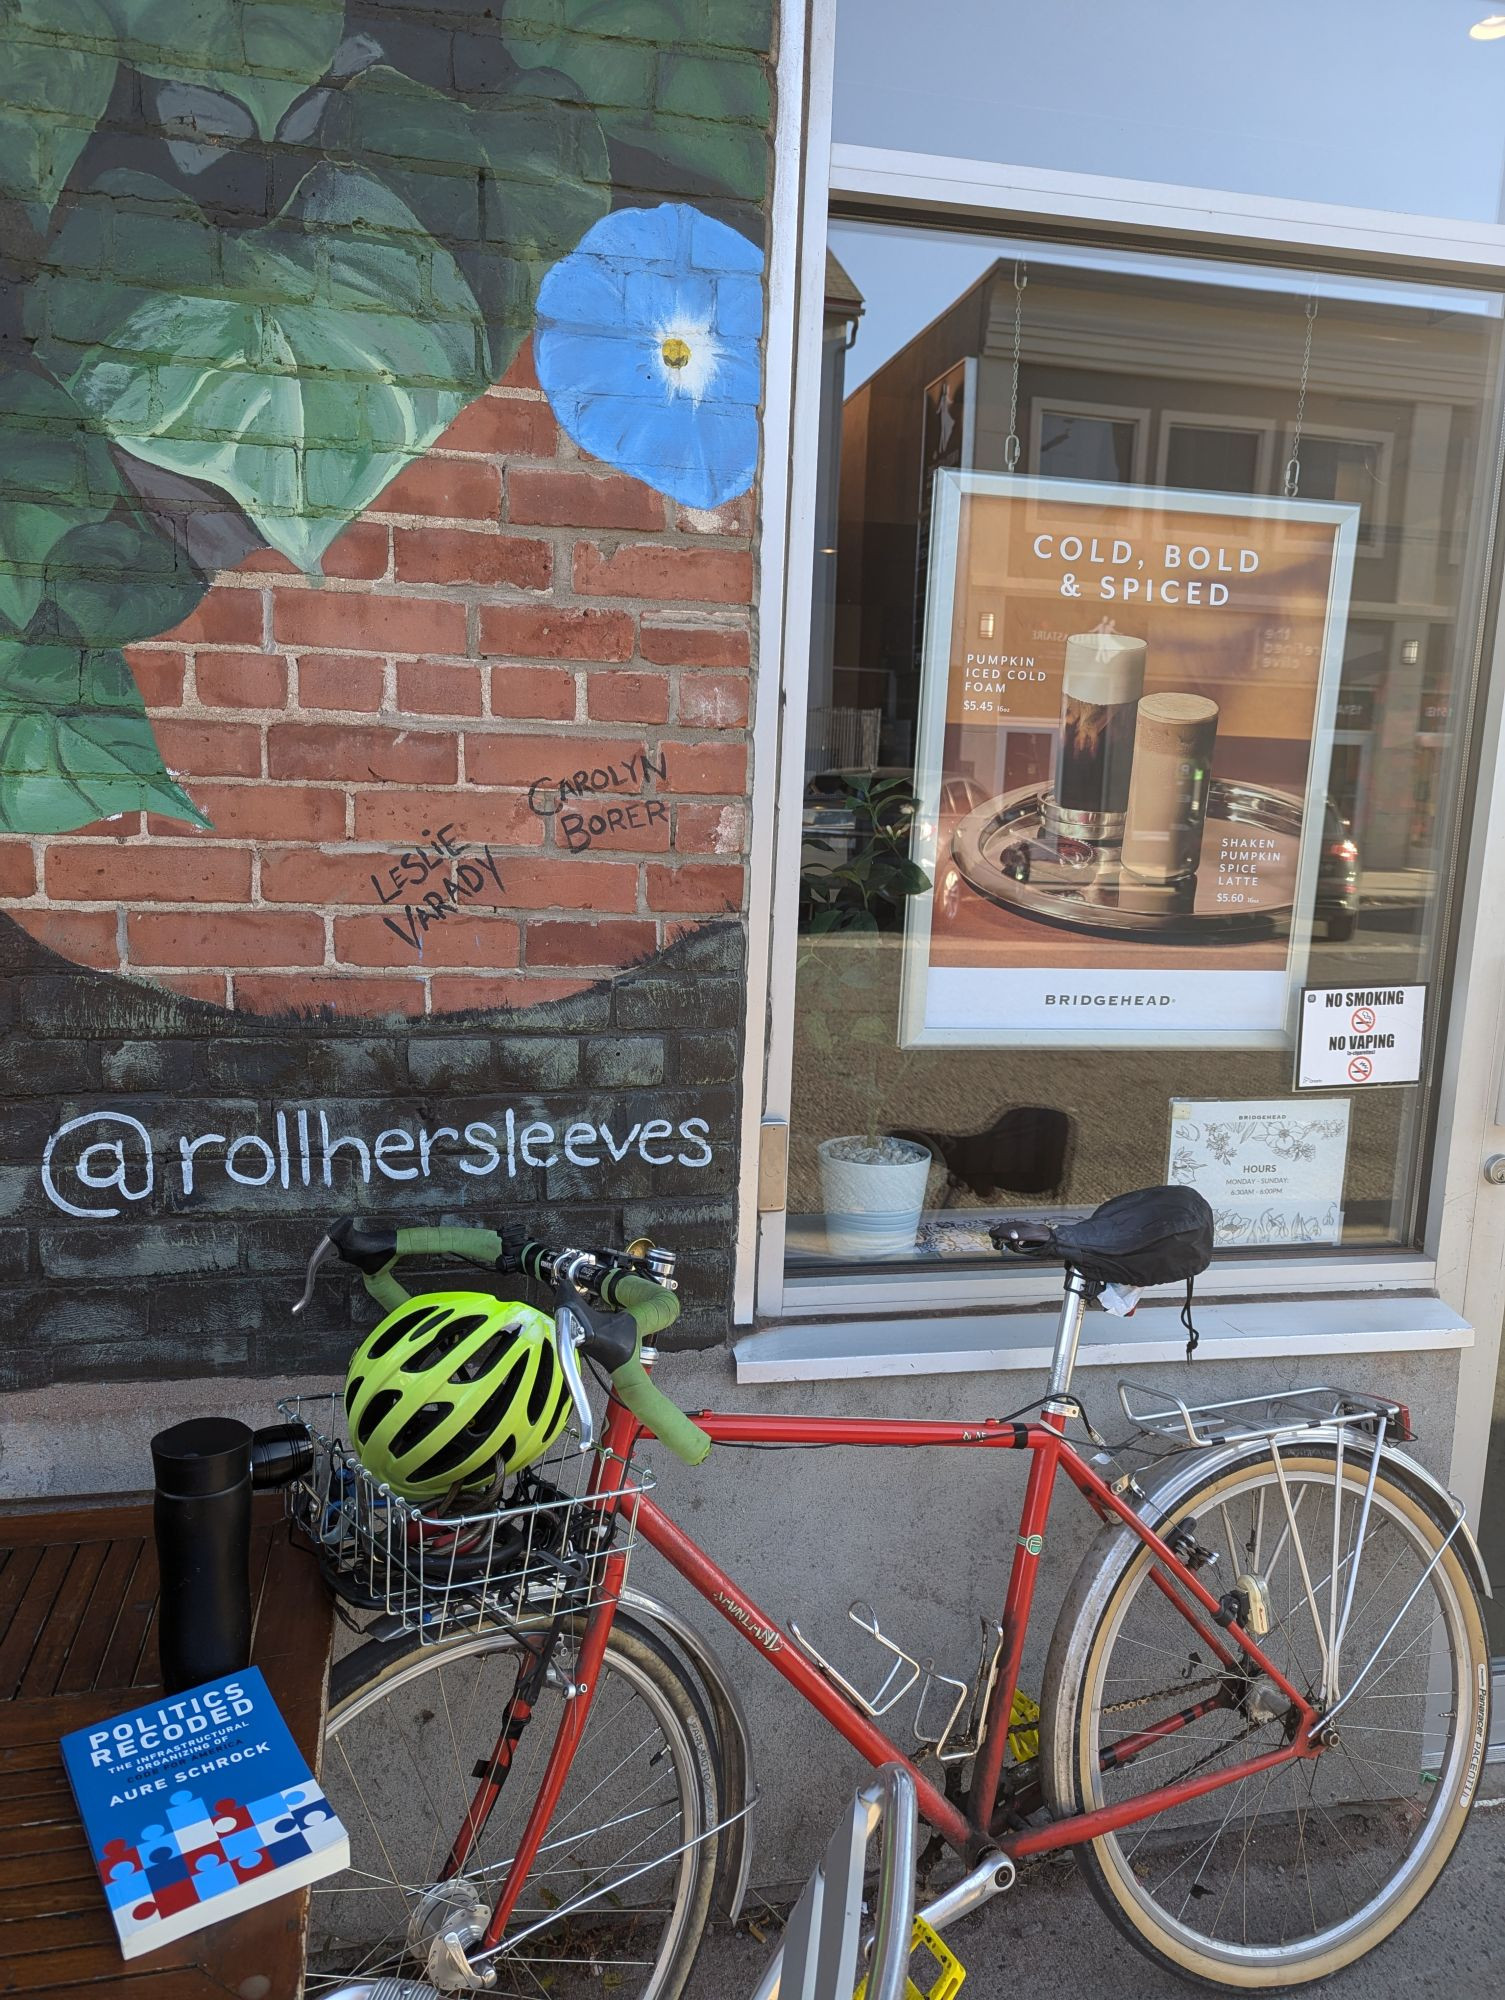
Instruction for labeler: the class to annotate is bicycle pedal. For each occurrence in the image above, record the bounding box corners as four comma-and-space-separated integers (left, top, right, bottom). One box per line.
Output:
853, 1916, 965, 2000
1007, 1687, 1040, 1762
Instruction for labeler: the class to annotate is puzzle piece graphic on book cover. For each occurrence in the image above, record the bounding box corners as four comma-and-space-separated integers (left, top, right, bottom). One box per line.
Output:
191, 1849, 240, 1901
165, 1789, 217, 1852
212, 1797, 254, 1836
135, 1823, 179, 1868
102, 1854, 149, 1912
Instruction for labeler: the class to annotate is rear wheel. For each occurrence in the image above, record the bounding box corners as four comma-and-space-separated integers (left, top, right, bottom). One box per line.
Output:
309, 1618, 719, 1999
1048, 1447, 1490, 1989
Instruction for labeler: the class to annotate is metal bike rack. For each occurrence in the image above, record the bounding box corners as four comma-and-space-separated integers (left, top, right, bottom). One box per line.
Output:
749, 1762, 918, 2000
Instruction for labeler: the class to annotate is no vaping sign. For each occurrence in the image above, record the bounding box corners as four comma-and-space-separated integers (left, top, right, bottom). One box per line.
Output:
1296, 985, 1427, 1089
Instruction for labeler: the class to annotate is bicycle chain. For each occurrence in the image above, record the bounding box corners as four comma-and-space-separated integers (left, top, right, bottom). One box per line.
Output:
1103, 1674, 1222, 1715
1101, 1675, 1266, 1789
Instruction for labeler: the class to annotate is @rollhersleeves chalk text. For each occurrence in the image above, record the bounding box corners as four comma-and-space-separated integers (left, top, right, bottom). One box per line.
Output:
40, 1106, 715, 1218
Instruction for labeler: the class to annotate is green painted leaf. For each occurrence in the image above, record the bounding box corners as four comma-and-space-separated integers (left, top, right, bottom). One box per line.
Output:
44, 514, 206, 648
324, 65, 609, 373
62, 166, 490, 572
559, 1, 773, 50
516, 31, 768, 202
0, 370, 124, 637
29, 170, 215, 372
0, 0, 117, 224
0, 638, 207, 833
100, 0, 344, 140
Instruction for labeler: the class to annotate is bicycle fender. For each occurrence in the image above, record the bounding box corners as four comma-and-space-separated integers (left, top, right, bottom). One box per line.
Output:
1039, 1430, 1491, 1825
622, 1586, 756, 1925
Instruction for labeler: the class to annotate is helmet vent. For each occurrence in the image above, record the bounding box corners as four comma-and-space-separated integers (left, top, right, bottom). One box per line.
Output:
466, 1353, 531, 1447
525, 1342, 557, 1424
354, 1385, 402, 1446
390, 1400, 450, 1458
403, 1312, 488, 1374
424, 1428, 499, 1479
367, 1304, 445, 1361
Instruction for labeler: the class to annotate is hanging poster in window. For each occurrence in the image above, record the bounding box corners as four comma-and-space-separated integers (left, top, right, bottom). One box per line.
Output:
900, 472, 1360, 1048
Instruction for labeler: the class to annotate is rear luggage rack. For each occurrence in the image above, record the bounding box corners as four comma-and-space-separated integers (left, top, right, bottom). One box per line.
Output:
1118, 1382, 1412, 1450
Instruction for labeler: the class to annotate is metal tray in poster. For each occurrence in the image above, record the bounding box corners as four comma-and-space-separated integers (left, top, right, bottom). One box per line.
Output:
949, 779, 1304, 939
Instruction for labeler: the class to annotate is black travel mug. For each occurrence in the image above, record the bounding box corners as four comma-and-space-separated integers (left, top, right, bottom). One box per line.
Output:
151, 1417, 253, 1695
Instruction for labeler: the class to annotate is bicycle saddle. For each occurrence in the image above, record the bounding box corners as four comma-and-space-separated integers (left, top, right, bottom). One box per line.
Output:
993, 1185, 1214, 1288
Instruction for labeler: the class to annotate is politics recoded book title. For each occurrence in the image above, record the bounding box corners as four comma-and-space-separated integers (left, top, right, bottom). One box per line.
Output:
60, 1666, 348, 1960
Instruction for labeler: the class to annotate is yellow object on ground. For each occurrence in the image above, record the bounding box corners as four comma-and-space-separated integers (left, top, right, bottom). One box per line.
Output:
854, 1916, 965, 2000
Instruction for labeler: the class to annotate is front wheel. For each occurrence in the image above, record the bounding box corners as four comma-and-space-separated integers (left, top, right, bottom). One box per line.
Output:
1044, 1445, 1490, 1990
309, 1617, 719, 1999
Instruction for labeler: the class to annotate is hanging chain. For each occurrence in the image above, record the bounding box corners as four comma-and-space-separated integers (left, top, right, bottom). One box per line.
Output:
1003, 259, 1027, 472
1282, 293, 1319, 498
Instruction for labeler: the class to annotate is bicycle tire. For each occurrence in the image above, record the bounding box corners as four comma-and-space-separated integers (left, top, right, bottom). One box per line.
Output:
309, 1616, 720, 2000
1043, 1444, 1490, 1991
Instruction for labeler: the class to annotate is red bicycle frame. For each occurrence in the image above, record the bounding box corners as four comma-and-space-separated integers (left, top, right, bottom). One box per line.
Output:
474, 1347, 1321, 1952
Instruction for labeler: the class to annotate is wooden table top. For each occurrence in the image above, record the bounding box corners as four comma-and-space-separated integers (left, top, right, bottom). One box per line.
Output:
0, 1496, 334, 2000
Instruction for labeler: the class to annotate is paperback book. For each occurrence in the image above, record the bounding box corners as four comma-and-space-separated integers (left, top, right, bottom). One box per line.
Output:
59, 1665, 348, 1959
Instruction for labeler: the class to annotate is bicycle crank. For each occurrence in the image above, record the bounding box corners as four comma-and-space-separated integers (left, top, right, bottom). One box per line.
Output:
406, 1880, 496, 1993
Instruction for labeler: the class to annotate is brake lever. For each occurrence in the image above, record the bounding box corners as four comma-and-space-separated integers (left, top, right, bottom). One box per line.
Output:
552, 1294, 596, 1455
291, 1232, 337, 1317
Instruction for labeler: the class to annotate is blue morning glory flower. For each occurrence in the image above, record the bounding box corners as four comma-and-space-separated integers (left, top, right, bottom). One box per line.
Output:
534, 204, 762, 511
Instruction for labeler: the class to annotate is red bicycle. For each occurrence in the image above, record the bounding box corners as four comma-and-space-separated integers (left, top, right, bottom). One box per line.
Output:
288, 1193, 1491, 1997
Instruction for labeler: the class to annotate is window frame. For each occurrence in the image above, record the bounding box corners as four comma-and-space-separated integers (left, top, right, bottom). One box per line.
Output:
1155, 411, 1279, 495
1027, 395, 1152, 484
739, 110, 1505, 1331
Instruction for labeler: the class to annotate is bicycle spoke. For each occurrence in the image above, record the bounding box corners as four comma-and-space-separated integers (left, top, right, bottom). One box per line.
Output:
1080, 1453, 1481, 1979
316, 1626, 711, 1999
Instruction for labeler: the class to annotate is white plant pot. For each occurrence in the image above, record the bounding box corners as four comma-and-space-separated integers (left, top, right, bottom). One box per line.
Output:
818, 1136, 933, 1259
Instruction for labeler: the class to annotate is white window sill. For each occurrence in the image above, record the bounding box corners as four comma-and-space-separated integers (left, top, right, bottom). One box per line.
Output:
733, 1295, 1473, 1385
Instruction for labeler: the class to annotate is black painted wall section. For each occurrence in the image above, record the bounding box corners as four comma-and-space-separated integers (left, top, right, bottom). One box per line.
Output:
0, 918, 745, 1391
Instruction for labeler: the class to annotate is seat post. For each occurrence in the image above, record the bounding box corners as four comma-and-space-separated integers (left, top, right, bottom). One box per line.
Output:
1046, 1270, 1092, 1402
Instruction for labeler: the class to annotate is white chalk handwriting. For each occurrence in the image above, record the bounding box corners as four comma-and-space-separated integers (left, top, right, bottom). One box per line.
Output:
40, 1105, 714, 1218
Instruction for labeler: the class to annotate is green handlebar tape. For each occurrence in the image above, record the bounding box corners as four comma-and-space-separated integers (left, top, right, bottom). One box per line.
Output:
601, 1270, 681, 1337
363, 1264, 411, 1313
612, 1349, 712, 1466
600, 1272, 711, 1466
394, 1225, 507, 1267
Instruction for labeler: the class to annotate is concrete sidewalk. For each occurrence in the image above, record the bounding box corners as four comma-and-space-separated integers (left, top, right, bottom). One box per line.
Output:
687, 1796, 1505, 1999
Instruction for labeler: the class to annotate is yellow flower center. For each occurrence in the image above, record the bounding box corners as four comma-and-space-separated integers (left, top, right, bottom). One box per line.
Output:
660, 335, 693, 370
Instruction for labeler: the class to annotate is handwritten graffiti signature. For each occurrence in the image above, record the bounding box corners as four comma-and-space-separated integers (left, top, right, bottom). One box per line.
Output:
527, 746, 669, 853
369, 824, 504, 954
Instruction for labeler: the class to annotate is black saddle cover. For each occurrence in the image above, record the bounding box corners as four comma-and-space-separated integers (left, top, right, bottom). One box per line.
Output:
1053, 1185, 1214, 1289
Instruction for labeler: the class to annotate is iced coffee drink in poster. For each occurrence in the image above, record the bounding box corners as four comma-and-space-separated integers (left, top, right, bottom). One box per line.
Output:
1121, 693, 1221, 883
1051, 630, 1147, 839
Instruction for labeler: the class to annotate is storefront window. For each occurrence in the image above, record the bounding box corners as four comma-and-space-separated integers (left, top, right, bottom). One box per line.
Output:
834, 1, 1505, 224
786, 221, 1503, 1277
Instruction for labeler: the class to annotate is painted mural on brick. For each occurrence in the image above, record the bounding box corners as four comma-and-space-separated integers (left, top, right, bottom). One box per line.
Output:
0, 3, 771, 1386
0, 0, 766, 1017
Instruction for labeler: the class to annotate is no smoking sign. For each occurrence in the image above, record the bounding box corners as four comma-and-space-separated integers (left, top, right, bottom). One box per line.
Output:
1296, 985, 1426, 1090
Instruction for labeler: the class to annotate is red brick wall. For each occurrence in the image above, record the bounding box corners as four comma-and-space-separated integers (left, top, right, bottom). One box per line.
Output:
1, 346, 753, 1018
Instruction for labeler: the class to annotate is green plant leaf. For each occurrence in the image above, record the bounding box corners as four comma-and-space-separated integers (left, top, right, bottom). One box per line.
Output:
0, 637, 207, 832
62, 165, 490, 572
323, 64, 609, 375
0, 0, 117, 224
100, 0, 344, 140
0, 370, 124, 637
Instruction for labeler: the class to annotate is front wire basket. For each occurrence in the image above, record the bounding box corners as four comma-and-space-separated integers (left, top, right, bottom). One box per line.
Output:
277, 1392, 655, 1642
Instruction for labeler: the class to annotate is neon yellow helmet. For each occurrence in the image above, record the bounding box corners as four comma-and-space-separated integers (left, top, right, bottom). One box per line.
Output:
344, 1292, 569, 1501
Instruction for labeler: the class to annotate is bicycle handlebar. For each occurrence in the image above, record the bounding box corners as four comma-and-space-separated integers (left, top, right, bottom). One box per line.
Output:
297, 1219, 712, 1467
